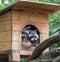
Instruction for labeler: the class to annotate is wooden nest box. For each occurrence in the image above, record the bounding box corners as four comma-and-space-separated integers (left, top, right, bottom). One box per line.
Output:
0, 1, 60, 62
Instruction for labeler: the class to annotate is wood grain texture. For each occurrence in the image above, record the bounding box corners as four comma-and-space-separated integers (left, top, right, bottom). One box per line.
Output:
0, 11, 12, 51
12, 10, 49, 56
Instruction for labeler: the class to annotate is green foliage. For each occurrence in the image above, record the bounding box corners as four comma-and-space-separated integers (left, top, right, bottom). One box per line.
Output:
54, 0, 60, 4
0, 0, 16, 9
0, 4, 5, 9
49, 11, 60, 50
39, 0, 60, 4
49, 42, 60, 50
20, 58, 27, 62
9, 0, 15, 2
49, 11, 60, 35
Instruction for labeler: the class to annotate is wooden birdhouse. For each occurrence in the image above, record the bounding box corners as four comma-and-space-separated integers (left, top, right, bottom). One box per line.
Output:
0, 1, 60, 62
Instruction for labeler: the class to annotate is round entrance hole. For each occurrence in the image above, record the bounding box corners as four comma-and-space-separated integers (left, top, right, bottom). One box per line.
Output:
22, 25, 40, 48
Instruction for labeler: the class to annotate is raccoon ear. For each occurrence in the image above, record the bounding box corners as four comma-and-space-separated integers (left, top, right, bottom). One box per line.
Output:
27, 26, 31, 29
35, 29, 37, 32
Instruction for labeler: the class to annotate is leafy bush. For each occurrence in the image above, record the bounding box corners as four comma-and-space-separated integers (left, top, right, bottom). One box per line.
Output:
49, 11, 60, 50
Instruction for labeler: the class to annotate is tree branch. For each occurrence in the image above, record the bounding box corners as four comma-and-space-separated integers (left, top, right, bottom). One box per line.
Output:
29, 32, 60, 61
53, 55, 60, 62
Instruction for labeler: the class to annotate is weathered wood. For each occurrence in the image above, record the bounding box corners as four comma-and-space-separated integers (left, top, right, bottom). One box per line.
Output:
0, 11, 12, 51
0, 1, 60, 15
0, 11, 11, 21
12, 10, 49, 56
0, 21, 11, 32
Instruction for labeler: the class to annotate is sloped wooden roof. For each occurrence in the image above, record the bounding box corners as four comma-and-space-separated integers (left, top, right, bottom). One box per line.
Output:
0, 1, 60, 15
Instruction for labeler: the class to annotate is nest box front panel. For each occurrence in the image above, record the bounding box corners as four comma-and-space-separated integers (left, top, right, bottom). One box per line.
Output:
12, 10, 48, 56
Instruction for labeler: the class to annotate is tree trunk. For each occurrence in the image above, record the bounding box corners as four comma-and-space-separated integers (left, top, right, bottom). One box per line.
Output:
53, 55, 60, 62
28, 32, 60, 61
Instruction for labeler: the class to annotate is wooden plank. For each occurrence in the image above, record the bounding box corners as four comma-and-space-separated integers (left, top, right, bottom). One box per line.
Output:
12, 10, 48, 31
12, 10, 48, 23
40, 33, 48, 43
12, 31, 20, 41
0, 1, 60, 15
0, 50, 9, 55
0, 11, 11, 21
0, 31, 12, 42
13, 1, 60, 12
0, 41, 11, 51
12, 6, 52, 15
0, 21, 12, 32
12, 20, 48, 33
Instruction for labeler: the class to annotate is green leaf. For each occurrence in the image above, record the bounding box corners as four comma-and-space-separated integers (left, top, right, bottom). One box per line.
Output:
0, 3, 5, 9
